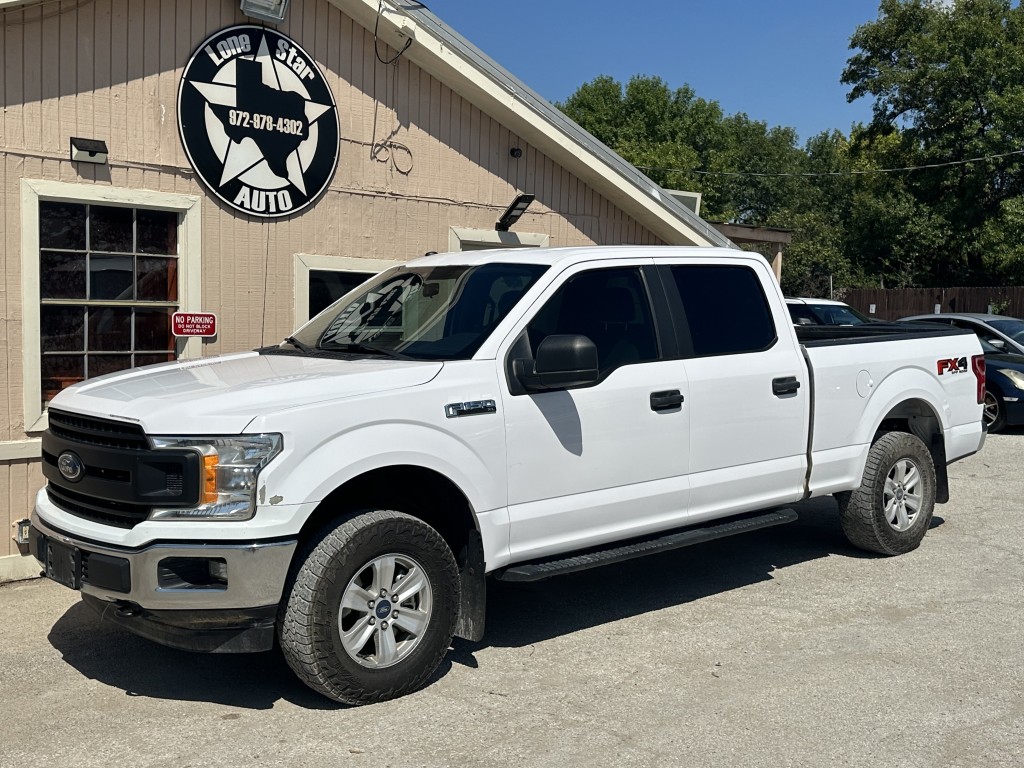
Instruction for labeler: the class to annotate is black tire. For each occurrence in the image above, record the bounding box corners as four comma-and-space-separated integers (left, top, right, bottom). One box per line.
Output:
279, 510, 459, 705
835, 431, 936, 556
984, 388, 1006, 433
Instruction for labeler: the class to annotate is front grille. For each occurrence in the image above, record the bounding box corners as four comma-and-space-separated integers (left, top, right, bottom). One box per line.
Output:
47, 485, 151, 529
47, 409, 149, 451
41, 450, 132, 483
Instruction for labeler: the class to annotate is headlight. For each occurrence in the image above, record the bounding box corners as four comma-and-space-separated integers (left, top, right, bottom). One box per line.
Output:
997, 368, 1024, 392
148, 434, 283, 521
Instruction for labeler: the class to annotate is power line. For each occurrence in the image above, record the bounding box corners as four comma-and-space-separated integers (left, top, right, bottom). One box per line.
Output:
636, 148, 1024, 178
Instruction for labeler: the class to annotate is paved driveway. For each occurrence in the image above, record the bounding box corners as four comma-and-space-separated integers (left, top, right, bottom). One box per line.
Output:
2, 433, 1022, 768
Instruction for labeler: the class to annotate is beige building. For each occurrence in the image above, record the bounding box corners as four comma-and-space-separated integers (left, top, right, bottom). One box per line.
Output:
0, 0, 731, 581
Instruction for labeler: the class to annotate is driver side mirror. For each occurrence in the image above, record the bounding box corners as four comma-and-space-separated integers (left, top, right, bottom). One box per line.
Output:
989, 338, 1006, 350
513, 334, 599, 393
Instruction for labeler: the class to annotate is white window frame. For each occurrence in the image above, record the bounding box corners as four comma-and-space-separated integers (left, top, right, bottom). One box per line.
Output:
292, 254, 402, 330
21, 179, 203, 433
448, 226, 549, 252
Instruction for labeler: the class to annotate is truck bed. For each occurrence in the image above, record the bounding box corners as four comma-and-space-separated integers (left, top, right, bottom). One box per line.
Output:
795, 322, 975, 346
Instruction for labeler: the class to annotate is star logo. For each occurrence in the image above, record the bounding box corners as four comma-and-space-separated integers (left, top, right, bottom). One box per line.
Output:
178, 25, 340, 218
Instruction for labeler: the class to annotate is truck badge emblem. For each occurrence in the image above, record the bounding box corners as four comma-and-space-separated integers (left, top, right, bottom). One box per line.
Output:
177, 25, 340, 218
57, 451, 84, 483
937, 357, 968, 375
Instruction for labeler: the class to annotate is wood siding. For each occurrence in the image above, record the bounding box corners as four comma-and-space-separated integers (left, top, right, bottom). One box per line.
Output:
0, 459, 42, 558
0, 0, 665, 537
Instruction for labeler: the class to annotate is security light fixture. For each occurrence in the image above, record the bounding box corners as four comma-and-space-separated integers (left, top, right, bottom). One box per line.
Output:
495, 193, 535, 232
240, 0, 290, 23
69, 137, 108, 165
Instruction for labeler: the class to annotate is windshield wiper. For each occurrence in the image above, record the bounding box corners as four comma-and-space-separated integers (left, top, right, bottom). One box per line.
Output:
282, 336, 315, 353
330, 341, 411, 360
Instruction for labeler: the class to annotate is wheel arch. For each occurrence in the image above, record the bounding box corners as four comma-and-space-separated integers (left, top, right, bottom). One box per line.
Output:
871, 396, 949, 504
291, 463, 488, 642
297, 464, 478, 558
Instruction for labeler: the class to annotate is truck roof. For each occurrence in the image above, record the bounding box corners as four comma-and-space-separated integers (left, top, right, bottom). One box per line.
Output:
407, 245, 758, 269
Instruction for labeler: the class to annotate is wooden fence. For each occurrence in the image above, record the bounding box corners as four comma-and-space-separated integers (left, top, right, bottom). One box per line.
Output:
843, 287, 1024, 321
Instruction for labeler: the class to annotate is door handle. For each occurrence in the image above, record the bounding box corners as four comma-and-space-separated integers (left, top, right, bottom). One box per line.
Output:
650, 390, 684, 411
772, 376, 801, 396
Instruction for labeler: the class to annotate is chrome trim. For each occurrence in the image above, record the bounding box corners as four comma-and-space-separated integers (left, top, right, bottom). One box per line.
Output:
445, 399, 497, 418
31, 512, 296, 610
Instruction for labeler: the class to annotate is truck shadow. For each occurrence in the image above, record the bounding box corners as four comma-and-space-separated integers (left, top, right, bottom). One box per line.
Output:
459, 497, 944, 660
46, 605, 341, 710
46, 497, 944, 709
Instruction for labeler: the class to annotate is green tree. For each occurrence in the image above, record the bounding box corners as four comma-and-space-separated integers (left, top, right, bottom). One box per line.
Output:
843, 0, 1024, 284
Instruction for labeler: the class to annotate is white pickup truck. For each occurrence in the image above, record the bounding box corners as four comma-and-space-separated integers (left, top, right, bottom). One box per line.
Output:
30, 246, 985, 705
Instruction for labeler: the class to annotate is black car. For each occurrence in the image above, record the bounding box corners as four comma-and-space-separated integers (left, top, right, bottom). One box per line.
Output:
978, 338, 1024, 432
898, 316, 1024, 431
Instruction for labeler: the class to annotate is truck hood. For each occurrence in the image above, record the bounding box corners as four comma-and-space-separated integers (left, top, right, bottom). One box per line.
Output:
49, 352, 444, 434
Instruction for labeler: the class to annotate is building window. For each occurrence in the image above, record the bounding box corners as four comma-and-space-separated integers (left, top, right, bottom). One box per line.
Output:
21, 180, 202, 432
308, 269, 373, 320
448, 226, 549, 252
39, 202, 180, 408
292, 254, 402, 330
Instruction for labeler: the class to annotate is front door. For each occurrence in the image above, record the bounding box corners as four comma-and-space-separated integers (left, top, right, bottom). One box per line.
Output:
499, 262, 691, 562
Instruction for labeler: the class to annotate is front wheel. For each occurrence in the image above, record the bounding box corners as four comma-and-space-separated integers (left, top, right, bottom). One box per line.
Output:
836, 431, 936, 556
984, 389, 1006, 432
279, 510, 459, 705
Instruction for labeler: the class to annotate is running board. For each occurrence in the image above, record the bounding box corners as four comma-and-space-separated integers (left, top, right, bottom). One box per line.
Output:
496, 509, 798, 582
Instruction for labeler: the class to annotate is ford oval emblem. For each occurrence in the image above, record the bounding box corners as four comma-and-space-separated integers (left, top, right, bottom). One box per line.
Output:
57, 451, 84, 483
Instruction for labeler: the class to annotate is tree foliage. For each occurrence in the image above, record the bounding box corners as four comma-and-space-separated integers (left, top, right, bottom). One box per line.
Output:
558, 0, 1024, 294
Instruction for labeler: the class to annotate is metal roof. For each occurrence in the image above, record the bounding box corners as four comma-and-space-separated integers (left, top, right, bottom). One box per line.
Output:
391, 2, 736, 249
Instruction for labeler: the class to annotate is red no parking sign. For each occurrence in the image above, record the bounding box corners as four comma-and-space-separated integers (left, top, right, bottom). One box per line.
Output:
172, 312, 218, 338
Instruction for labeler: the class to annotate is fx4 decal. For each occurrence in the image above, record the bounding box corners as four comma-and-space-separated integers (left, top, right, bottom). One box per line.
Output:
937, 357, 969, 375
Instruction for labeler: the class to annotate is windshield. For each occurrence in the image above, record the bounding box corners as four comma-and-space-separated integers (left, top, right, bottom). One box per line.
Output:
789, 302, 872, 325
987, 317, 1024, 343
807, 303, 872, 325
286, 262, 548, 360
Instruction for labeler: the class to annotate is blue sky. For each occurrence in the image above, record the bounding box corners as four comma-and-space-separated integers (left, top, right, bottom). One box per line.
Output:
423, 0, 884, 145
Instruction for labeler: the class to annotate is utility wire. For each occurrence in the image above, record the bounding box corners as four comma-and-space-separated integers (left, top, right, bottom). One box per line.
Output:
636, 148, 1024, 178
374, 0, 412, 65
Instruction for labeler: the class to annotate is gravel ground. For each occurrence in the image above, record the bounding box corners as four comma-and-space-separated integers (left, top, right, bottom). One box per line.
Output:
2, 431, 1022, 768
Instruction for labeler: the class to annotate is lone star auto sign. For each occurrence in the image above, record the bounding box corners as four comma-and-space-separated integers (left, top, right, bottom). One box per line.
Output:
178, 26, 340, 218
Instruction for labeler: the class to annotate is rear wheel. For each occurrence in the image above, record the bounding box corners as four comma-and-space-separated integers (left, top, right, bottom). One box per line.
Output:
279, 510, 459, 705
836, 431, 936, 556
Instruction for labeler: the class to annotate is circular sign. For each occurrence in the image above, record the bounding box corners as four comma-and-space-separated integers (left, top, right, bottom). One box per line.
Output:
177, 25, 340, 218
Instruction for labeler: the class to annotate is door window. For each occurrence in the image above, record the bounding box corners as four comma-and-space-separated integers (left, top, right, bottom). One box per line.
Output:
526, 267, 659, 374
669, 265, 776, 357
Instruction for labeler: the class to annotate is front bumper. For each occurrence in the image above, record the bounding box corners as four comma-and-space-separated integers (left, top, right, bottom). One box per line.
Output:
30, 514, 297, 651
1002, 398, 1024, 427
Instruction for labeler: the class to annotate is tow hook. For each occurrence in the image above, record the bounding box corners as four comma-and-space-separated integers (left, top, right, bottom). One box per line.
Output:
115, 603, 141, 618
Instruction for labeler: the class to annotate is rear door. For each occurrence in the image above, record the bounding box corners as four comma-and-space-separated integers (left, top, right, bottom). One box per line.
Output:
660, 260, 809, 521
